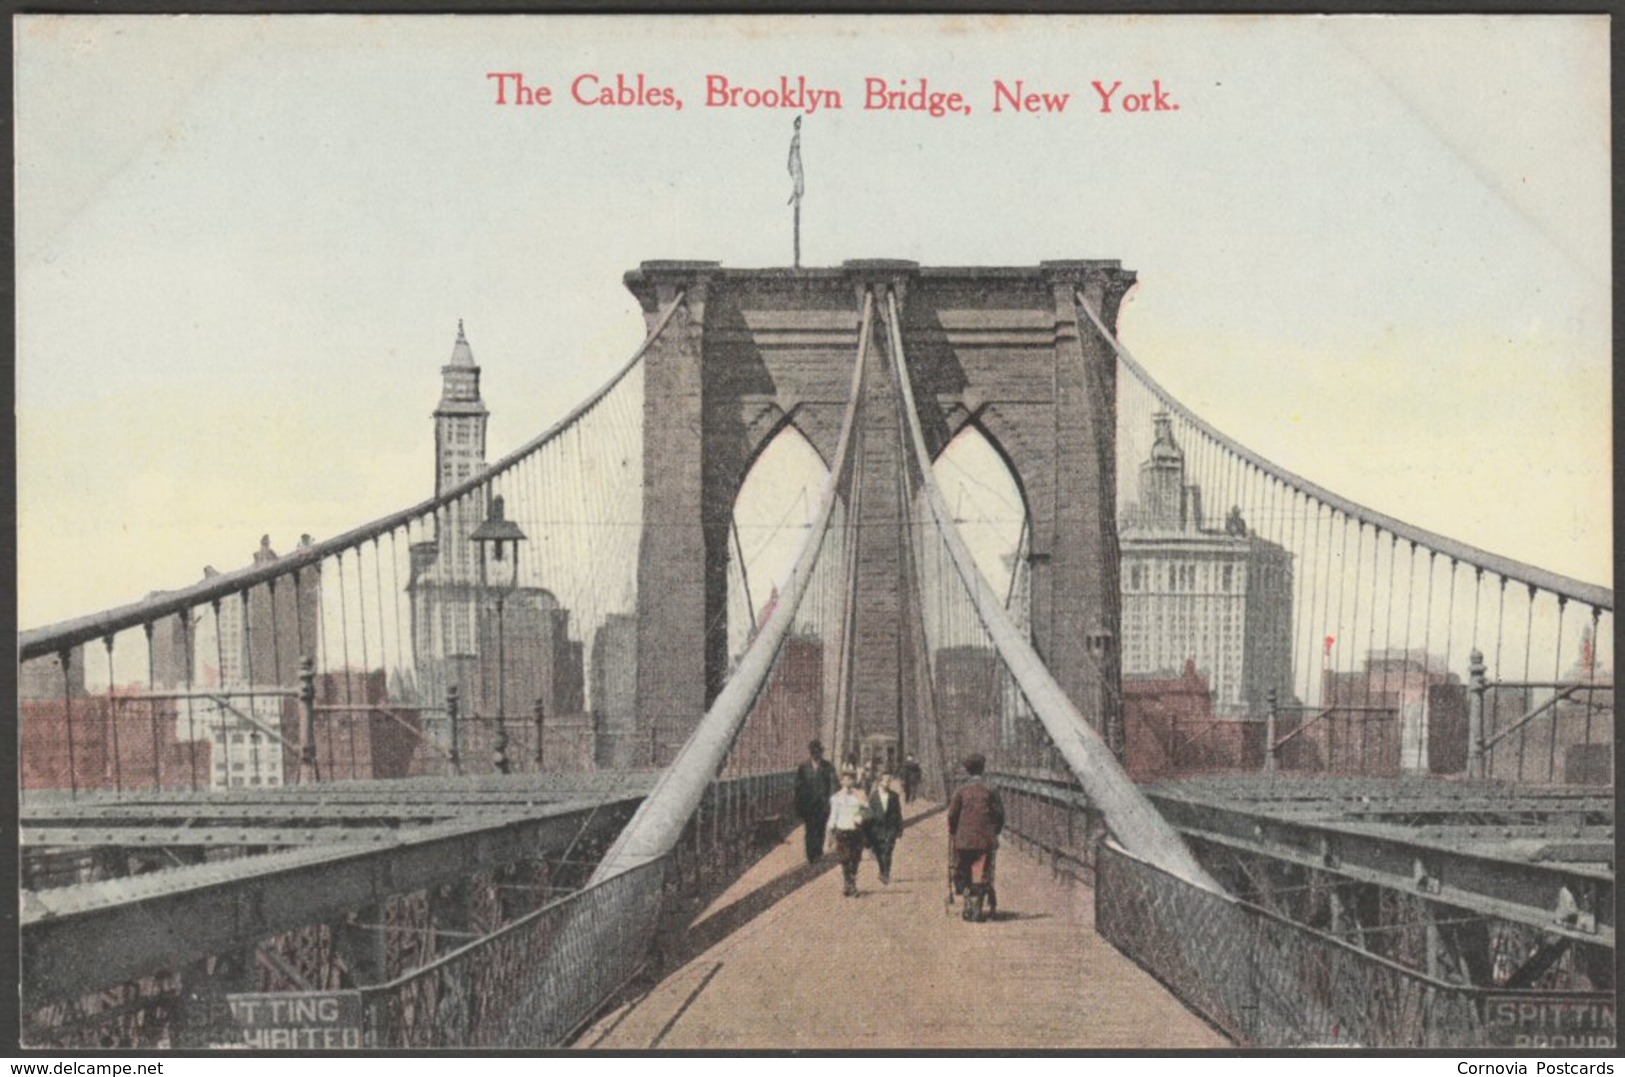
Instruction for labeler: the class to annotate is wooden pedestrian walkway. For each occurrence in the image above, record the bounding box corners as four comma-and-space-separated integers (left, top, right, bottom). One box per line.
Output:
578, 801, 1230, 1050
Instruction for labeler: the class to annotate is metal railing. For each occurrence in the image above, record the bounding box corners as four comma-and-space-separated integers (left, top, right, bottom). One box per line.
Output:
362, 771, 794, 1047
1469, 650, 1613, 785
1096, 841, 1615, 1048
362, 856, 667, 1047
21, 771, 794, 1049
988, 770, 1107, 882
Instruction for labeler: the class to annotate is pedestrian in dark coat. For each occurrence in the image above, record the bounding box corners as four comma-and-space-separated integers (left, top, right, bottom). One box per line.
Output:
947, 752, 1005, 922
794, 740, 837, 864
864, 771, 905, 884
900, 755, 923, 802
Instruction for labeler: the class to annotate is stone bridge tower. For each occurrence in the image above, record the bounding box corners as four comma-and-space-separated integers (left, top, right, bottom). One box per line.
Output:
625, 260, 1135, 769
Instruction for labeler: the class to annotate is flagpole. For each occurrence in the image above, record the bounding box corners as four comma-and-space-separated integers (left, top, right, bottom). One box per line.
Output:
788, 116, 804, 268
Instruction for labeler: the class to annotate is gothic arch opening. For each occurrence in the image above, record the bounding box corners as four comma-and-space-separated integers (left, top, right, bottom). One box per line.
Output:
931, 423, 1030, 623
727, 424, 829, 661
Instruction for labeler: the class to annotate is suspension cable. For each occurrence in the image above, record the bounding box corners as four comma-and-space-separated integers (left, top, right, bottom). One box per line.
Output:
21, 294, 689, 660
1077, 293, 1610, 612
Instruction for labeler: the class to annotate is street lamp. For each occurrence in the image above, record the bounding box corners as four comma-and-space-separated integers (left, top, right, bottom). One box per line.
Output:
533, 697, 546, 771
470, 494, 527, 775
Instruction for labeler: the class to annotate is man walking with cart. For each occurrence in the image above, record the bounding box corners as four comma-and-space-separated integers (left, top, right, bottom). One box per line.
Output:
947, 752, 1004, 922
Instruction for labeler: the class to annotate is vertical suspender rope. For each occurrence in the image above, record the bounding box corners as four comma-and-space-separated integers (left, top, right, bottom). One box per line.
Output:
1377, 534, 1398, 734
1440, 558, 1460, 763
1489, 576, 1508, 767
316, 559, 335, 780
1583, 606, 1600, 746
1548, 596, 1568, 782
389, 530, 409, 714
269, 576, 285, 778
104, 638, 122, 796
338, 550, 358, 778
144, 622, 162, 789
243, 590, 260, 785
1517, 585, 1536, 780
370, 537, 387, 715
182, 612, 198, 791
1303, 503, 1325, 710
61, 651, 77, 799
1362, 528, 1380, 715
213, 599, 229, 787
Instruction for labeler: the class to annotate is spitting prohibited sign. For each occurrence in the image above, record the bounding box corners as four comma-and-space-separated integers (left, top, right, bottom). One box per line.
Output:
225, 990, 365, 1049
1482, 994, 1615, 1049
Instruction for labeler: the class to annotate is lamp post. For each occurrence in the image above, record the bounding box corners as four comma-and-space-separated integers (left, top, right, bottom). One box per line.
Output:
298, 656, 319, 784
445, 683, 462, 775
533, 697, 546, 771
471, 494, 527, 775
444, 653, 475, 775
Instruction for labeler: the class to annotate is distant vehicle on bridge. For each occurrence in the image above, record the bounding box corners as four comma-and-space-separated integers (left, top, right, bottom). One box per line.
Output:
861, 732, 898, 774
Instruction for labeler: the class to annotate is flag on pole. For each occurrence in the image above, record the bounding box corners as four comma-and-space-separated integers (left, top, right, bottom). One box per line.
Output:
787, 116, 804, 206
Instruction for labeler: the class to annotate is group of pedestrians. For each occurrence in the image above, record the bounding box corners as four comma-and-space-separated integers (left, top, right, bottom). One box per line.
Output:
794, 741, 905, 897
792, 739, 1005, 921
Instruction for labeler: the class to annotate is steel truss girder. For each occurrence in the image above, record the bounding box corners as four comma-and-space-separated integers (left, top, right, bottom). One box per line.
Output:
1153, 777, 1611, 819
19, 773, 662, 844
22, 826, 447, 848
21, 797, 639, 1007
1145, 788, 1613, 949
19, 770, 658, 815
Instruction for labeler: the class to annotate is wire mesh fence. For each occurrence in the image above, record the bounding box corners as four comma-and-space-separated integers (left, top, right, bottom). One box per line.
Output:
362, 771, 795, 1048
1095, 841, 1614, 1048
989, 771, 1108, 883
362, 856, 666, 1048
21, 772, 791, 1050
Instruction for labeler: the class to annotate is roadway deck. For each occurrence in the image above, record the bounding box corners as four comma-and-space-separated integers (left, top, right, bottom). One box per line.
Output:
579, 801, 1228, 1050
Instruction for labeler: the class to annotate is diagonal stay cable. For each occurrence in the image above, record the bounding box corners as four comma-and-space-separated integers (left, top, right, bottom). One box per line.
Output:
883, 288, 1220, 893
589, 292, 874, 884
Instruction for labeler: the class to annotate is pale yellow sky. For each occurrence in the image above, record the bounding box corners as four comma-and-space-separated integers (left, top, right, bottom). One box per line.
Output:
16, 14, 1611, 630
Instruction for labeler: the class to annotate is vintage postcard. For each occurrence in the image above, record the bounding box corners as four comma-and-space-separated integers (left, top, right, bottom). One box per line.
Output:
13, 14, 1612, 1056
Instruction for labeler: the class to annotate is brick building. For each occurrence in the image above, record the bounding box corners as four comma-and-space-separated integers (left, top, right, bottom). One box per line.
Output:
1122, 660, 1265, 779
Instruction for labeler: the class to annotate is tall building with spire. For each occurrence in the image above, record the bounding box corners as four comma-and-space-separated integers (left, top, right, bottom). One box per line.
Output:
1119, 413, 1295, 718
410, 323, 490, 703
407, 323, 585, 753
434, 319, 491, 585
